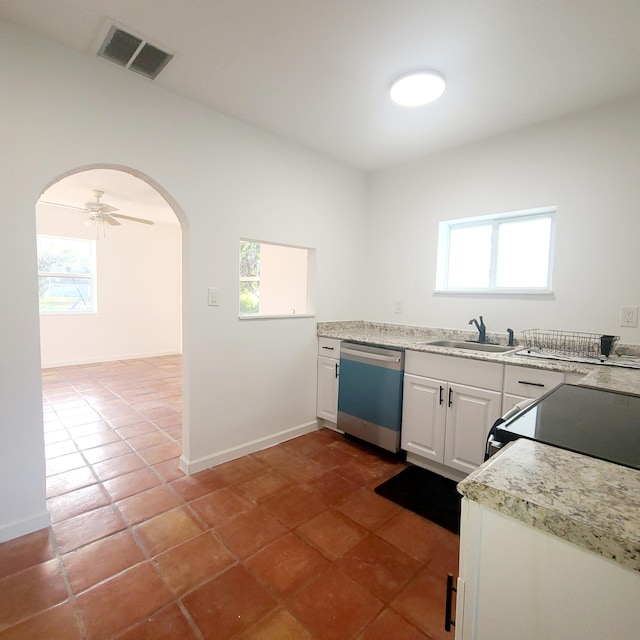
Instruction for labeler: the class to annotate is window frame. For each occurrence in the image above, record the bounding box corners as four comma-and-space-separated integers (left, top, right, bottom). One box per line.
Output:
238, 238, 316, 320
435, 206, 556, 295
37, 234, 97, 314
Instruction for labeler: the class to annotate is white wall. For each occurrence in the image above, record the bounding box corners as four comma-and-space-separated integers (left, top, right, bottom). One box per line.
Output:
259, 243, 309, 316
366, 97, 640, 345
37, 206, 182, 367
0, 21, 367, 541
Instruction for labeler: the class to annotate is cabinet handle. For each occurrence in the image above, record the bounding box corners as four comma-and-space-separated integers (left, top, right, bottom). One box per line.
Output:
322, 346, 335, 351
448, 387, 453, 408
439, 385, 444, 405
445, 573, 456, 632
517, 380, 545, 387
335, 363, 339, 379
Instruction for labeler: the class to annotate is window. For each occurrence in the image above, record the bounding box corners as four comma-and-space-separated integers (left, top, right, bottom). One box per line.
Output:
37, 235, 96, 313
435, 207, 555, 293
239, 239, 315, 317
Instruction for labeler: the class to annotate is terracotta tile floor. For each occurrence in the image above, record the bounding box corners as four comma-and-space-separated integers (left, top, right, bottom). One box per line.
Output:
0, 355, 460, 639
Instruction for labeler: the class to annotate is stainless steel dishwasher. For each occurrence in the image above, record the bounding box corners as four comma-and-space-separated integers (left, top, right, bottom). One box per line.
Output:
337, 342, 404, 453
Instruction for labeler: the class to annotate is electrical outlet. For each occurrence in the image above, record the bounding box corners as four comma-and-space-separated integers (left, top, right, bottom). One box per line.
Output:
394, 300, 402, 314
620, 306, 638, 327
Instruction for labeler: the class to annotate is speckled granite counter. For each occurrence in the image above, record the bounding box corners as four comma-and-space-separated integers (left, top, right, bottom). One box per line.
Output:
317, 320, 595, 375
318, 320, 640, 389
578, 366, 640, 395
458, 439, 640, 572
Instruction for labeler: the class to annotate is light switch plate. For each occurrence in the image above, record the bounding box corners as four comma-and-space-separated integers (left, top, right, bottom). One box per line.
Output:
208, 287, 219, 306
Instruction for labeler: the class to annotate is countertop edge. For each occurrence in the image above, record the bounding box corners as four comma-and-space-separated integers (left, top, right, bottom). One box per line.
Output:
458, 440, 640, 573
317, 326, 595, 375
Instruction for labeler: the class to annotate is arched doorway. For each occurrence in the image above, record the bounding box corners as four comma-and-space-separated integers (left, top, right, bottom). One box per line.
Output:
36, 165, 190, 499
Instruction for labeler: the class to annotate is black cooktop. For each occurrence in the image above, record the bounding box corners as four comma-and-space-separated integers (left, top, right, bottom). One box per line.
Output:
495, 384, 640, 470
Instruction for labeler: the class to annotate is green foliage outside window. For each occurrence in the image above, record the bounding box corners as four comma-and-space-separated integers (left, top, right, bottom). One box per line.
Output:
239, 241, 260, 314
37, 236, 95, 313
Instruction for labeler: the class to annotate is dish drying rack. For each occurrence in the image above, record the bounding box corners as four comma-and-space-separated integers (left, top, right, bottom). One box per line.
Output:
520, 329, 619, 362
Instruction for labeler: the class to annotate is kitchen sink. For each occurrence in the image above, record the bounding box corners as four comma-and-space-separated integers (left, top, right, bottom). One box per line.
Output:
415, 339, 517, 353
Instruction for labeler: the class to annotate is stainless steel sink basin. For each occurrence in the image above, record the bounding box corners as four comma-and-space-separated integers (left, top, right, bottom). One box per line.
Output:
415, 339, 516, 353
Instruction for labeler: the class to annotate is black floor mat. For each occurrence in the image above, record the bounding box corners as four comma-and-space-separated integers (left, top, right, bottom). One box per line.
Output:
374, 465, 462, 534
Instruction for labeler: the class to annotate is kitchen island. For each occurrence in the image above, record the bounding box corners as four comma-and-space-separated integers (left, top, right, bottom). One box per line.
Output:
455, 438, 640, 639
459, 438, 640, 572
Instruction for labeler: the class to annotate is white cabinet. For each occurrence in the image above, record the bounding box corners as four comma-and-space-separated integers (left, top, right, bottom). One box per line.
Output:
316, 338, 341, 425
502, 364, 565, 414
402, 374, 446, 463
444, 383, 502, 473
402, 352, 502, 477
456, 499, 640, 640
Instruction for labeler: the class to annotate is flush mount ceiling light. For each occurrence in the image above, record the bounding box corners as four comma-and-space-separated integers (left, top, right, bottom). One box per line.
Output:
389, 70, 446, 106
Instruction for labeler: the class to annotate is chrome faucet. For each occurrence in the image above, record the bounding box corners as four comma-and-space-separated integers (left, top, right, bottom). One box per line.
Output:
469, 316, 487, 343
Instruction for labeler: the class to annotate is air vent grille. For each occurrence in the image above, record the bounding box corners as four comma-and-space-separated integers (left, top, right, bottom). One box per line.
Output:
97, 25, 173, 79
130, 43, 172, 78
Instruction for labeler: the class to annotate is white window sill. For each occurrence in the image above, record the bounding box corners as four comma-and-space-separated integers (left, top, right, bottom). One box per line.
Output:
239, 314, 316, 320
39, 311, 98, 315
433, 289, 554, 296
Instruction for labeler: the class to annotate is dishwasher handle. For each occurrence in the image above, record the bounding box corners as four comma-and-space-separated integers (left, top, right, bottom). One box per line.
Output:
340, 347, 402, 364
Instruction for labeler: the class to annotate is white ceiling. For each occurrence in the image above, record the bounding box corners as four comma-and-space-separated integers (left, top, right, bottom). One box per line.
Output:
37, 169, 179, 226
4, 0, 640, 171
6, 0, 640, 213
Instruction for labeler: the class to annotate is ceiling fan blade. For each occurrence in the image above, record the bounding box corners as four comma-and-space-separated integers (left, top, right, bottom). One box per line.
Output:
96, 203, 118, 214
38, 200, 88, 212
104, 215, 121, 226
111, 213, 154, 225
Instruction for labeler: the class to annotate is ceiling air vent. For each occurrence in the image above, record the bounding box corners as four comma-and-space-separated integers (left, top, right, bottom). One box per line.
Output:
97, 25, 173, 80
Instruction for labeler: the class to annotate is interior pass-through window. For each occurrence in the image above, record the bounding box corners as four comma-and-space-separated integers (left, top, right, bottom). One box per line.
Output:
239, 239, 316, 318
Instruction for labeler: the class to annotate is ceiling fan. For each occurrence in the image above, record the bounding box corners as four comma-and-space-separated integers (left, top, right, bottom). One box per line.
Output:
39, 189, 154, 226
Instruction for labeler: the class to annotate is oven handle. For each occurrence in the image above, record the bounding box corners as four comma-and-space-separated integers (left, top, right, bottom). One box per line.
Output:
340, 347, 402, 364
445, 573, 457, 632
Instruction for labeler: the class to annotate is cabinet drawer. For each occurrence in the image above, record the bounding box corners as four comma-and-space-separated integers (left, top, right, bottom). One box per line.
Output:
504, 365, 564, 398
318, 337, 341, 359
405, 351, 503, 392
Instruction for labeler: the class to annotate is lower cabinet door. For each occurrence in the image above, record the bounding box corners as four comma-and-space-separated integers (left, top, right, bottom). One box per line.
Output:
317, 356, 339, 423
444, 383, 502, 474
401, 374, 446, 463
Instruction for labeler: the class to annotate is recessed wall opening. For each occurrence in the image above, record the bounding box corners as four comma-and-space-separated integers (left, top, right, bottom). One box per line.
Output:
239, 239, 316, 318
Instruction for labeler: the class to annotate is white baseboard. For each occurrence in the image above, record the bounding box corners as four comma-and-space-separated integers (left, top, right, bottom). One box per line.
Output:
316, 418, 344, 434
179, 420, 319, 475
0, 510, 51, 544
41, 350, 182, 369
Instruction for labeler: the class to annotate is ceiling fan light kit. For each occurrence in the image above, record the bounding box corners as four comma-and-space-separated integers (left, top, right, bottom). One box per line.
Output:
38, 188, 154, 237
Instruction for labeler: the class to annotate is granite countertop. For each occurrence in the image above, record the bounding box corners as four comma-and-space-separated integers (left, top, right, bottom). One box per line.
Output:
578, 366, 640, 395
458, 439, 640, 572
318, 320, 604, 376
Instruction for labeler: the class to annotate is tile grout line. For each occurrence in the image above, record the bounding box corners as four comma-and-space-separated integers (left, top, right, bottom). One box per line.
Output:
36, 356, 452, 639
43, 358, 196, 638
51, 358, 245, 638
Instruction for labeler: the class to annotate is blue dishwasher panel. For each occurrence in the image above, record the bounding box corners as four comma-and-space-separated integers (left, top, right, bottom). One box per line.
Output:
338, 358, 403, 432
